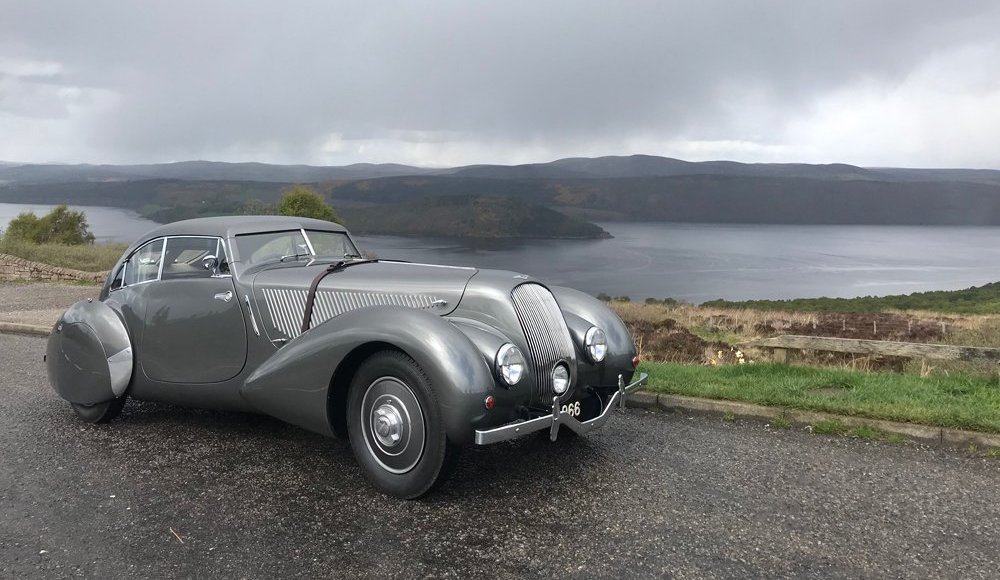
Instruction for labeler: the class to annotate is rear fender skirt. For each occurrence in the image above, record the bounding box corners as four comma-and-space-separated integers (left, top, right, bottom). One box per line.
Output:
241, 306, 494, 444
47, 300, 133, 405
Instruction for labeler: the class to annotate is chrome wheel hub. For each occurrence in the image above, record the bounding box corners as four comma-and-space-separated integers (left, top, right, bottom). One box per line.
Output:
373, 403, 404, 447
360, 377, 426, 474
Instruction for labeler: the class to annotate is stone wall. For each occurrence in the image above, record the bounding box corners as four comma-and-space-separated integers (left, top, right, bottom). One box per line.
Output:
0, 253, 108, 284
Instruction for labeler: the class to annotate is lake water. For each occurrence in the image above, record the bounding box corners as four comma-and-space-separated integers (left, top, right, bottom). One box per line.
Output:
3, 203, 1000, 303
356, 223, 1000, 302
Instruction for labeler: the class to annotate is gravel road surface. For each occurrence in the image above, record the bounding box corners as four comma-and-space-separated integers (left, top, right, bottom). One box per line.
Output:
0, 283, 99, 327
2, 333, 998, 579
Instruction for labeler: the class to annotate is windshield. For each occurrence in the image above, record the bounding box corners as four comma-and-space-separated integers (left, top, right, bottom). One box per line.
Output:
307, 230, 361, 258
235, 230, 360, 266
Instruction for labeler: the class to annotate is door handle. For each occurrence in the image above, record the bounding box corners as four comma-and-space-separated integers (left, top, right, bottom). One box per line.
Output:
214, 290, 233, 303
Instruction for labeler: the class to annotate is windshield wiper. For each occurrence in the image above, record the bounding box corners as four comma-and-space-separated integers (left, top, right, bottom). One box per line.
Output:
280, 243, 312, 263
279, 252, 310, 262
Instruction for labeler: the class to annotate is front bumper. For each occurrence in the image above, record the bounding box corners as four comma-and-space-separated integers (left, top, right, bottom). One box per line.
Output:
474, 372, 649, 445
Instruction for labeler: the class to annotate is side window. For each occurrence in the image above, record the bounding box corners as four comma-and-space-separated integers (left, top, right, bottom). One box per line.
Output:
161, 237, 223, 280
110, 262, 125, 291
123, 239, 164, 287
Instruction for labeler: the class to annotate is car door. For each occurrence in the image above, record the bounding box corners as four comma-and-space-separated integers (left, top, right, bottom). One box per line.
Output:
139, 236, 248, 384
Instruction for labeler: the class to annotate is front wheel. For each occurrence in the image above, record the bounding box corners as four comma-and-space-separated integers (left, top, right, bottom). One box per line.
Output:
347, 351, 460, 499
70, 395, 127, 423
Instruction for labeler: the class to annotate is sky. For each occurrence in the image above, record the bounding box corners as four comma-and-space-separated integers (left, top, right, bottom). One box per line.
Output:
1, 1, 999, 169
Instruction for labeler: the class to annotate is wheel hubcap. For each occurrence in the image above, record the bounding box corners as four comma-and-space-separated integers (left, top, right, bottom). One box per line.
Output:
373, 403, 403, 447
360, 377, 425, 474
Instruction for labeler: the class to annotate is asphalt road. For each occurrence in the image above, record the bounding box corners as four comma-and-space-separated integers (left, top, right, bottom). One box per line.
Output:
2, 333, 999, 579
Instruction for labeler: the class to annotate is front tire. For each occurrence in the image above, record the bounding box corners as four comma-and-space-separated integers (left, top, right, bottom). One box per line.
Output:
70, 395, 127, 424
347, 350, 459, 499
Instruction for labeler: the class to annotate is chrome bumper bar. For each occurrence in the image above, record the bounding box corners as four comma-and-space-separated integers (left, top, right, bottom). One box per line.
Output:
474, 372, 649, 445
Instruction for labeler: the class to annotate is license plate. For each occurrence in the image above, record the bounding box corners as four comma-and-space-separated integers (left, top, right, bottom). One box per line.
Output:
559, 400, 582, 417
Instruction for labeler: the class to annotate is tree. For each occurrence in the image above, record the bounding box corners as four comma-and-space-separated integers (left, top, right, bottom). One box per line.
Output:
239, 198, 276, 216
3, 212, 42, 242
3, 205, 95, 245
276, 186, 343, 224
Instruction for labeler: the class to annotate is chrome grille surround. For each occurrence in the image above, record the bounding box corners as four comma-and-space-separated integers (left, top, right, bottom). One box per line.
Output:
510, 283, 576, 404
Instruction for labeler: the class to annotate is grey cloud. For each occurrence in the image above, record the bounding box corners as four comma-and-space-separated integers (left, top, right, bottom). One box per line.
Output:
1, 0, 998, 166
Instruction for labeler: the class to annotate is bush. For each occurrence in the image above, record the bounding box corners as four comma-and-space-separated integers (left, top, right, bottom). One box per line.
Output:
239, 199, 276, 216
702, 282, 1000, 315
645, 297, 680, 306
276, 186, 343, 224
3, 205, 95, 245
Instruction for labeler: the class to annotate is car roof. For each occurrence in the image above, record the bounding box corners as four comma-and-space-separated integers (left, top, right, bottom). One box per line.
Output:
137, 215, 348, 243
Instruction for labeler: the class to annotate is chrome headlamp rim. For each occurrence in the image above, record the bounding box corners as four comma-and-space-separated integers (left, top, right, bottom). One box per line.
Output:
584, 326, 608, 363
495, 343, 525, 386
551, 362, 570, 395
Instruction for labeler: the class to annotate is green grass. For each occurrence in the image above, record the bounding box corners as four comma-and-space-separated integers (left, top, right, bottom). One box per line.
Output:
0, 239, 125, 272
813, 418, 848, 435
641, 361, 1000, 433
770, 415, 792, 429
701, 281, 1000, 314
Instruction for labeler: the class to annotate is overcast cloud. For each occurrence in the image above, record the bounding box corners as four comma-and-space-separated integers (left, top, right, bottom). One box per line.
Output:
1, 0, 999, 168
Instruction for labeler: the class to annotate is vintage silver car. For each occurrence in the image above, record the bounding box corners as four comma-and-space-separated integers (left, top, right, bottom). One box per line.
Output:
46, 216, 647, 498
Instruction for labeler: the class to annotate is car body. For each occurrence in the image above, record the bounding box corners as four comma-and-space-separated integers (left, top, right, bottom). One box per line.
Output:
46, 216, 647, 498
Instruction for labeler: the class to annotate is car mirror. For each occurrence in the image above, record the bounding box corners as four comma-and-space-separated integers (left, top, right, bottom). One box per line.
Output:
202, 255, 219, 273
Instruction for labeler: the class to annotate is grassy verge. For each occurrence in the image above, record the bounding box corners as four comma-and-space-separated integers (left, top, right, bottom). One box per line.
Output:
641, 361, 1000, 433
0, 239, 125, 272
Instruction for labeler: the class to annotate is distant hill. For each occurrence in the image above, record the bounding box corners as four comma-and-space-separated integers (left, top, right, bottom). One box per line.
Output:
0, 160, 436, 184
3, 154, 1000, 185
341, 195, 611, 239
3, 154, 1000, 235
454, 155, 884, 181
326, 174, 1000, 225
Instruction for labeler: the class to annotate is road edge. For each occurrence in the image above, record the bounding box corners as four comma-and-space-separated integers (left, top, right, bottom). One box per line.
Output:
2, 323, 996, 451
627, 390, 1000, 451
0, 322, 50, 337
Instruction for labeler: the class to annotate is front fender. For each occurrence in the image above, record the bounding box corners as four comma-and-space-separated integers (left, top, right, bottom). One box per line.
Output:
550, 286, 637, 385
241, 306, 495, 444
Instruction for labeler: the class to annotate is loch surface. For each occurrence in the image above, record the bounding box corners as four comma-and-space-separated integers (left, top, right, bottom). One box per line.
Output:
3, 203, 999, 302
356, 223, 1000, 303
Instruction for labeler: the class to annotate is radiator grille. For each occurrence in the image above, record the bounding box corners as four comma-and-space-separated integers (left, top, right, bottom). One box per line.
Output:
510, 283, 575, 404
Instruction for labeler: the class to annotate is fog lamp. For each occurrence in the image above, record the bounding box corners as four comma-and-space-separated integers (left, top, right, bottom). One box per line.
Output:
552, 363, 570, 395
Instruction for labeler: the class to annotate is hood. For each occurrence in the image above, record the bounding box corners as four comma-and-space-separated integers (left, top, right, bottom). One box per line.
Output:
251, 260, 477, 340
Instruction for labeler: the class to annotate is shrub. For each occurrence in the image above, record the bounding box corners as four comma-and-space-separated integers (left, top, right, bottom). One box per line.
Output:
645, 297, 680, 306
3, 205, 95, 245
239, 198, 276, 216
276, 186, 343, 224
